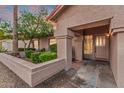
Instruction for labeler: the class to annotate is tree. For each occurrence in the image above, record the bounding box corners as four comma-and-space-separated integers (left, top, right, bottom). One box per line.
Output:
0, 20, 11, 40
12, 5, 18, 54
0, 31, 4, 40
18, 8, 54, 49
0, 20, 10, 32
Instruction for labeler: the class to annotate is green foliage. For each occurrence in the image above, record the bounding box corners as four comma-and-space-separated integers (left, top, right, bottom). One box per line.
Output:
0, 31, 5, 40
0, 20, 11, 40
18, 34, 29, 40
40, 48, 46, 52
39, 52, 57, 62
0, 46, 7, 52
18, 9, 54, 47
18, 48, 25, 51
25, 50, 33, 58
31, 52, 40, 63
18, 48, 35, 51
50, 44, 57, 52
25, 50, 57, 63
0, 21, 10, 32
4, 34, 13, 39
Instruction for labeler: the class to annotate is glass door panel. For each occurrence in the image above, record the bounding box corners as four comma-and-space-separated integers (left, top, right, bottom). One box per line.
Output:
83, 35, 93, 59
95, 35, 109, 60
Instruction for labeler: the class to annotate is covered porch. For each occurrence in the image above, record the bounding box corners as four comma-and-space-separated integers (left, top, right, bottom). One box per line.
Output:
71, 25, 110, 63
55, 19, 117, 87
56, 19, 111, 70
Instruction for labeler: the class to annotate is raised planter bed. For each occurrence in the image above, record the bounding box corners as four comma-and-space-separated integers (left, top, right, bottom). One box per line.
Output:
0, 53, 65, 87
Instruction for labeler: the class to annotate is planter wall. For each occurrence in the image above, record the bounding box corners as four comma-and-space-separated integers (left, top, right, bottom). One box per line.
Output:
0, 53, 65, 87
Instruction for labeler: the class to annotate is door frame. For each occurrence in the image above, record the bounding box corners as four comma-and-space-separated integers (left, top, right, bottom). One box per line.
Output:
83, 33, 110, 61
94, 34, 110, 61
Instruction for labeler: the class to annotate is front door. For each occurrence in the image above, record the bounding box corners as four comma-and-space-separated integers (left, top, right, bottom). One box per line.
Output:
83, 34, 109, 61
95, 35, 109, 61
83, 35, 93, 60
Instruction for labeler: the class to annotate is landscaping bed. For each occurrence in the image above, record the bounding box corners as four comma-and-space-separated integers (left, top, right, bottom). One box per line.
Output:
0, 53, 65, 87
5, 46, 57, 64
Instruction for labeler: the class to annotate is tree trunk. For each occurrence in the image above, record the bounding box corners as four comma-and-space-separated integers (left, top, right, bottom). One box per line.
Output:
12, 5, 18, 54
27, 39, 32, 48
38, 38, 40, 50
32, 40, 34, 48
22, 39, 27, 49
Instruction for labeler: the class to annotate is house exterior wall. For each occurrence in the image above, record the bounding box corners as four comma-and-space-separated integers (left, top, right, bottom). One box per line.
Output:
111, 32, 124, 87
55, 6, 112, 37
116, 32, 124, 87
111, 34, 118, 85
1, 38, 49, 51
54, 5, 124, 87
38, 38, 50, 50
1, 40, 32, 51
55, 6, 124, 36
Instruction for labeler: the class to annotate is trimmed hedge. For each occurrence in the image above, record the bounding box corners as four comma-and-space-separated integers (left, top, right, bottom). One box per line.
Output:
40, 48, 46, 52
39, 52, 57, 62
18, 48, 35, 51
18, 48, 25, 51
25, 50, 33, 58
25, 50, 57, 63
50, 44, 57, 53
31, 52, 40, 63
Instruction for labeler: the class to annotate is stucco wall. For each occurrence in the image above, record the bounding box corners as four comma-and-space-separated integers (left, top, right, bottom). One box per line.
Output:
72, 36, 83, 61
111, 32, 124, 87
38, 38, 50, 50
54, 5, 124, 87
56, 36, 72, 70
110, 34, 118, 85
1, 40, 32, 51
116, 32, 124, 87
0, 53, 65, 87
1, 38, 50, 51
55, 6, 124, 37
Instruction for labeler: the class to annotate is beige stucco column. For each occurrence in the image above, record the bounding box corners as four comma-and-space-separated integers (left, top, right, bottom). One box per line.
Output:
72, 36, 83, 61
56, 35, 73, 70
38, 38, 50, 51
111, 28, 124, 87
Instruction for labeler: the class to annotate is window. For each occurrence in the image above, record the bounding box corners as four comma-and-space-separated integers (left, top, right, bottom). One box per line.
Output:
96, 36, 106, 46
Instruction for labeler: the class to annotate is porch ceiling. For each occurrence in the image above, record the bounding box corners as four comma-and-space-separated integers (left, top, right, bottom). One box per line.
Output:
69, 19, 111, 31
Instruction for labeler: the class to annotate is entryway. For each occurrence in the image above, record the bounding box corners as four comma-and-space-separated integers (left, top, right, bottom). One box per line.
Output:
70, 23, 116, 87
83, 25, 110, 62
84, 34, 110, 61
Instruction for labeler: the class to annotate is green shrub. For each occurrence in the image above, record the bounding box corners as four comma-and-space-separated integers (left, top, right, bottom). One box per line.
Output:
18, 48, 25, 51
26, 48, 36, 51
40, 48, 46, 52
0, 46, 7, 52
18, 48, 36, 51
31, 52, 40, 63
25, 50, 33, 58
50, 44, 57, 52
39, 52, 57, 62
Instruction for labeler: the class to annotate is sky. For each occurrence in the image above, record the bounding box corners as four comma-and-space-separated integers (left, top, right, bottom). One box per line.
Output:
0, 5, 55, 25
